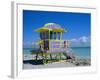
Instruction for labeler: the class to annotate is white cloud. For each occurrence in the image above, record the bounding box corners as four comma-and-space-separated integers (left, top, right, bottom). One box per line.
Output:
79, 36, 88, 43
69, 36, 90, 47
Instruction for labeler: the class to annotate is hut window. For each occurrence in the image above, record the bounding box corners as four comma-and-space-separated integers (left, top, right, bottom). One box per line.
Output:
40, 31, 49, 40
41, 32, 45, 39
53, 32, 56, 39
50, 31, 53, 39
57, 32, 60, 40
50, 31, 57, 40
44, 31, 49, 39
40, 32, 43, 39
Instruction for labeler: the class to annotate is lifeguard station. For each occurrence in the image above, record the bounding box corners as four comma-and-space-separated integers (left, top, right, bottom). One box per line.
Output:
31, 23, 75, 64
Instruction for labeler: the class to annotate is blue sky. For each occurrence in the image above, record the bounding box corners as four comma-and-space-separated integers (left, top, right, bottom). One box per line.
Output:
23, 10, 91, 47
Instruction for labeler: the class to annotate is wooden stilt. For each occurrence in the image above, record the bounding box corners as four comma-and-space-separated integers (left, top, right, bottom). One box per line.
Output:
35, 52, 38, 64
57, 54, 59, 61
42, 52, 45, 64
50, 54, 53, 63
59, 53, 62, 60
55, 54, 58, 60
44, 53, 47, 64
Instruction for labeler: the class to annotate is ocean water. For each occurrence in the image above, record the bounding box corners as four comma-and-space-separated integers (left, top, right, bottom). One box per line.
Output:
23, 47, 91, 59
71, 47, 91, 59
23, 48, 33, 54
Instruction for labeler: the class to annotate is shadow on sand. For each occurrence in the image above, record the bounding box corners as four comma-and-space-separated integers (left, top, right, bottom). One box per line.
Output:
23, 60, 44, 65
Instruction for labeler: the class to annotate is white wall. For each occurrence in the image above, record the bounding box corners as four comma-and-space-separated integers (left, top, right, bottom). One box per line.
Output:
0, 0, 100, 80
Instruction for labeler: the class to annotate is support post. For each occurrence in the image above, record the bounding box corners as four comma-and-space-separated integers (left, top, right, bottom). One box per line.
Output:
59, 53, 62, 60
35, 52, 38, 64
44, 53, 47, 64
41, 52, 45, 64
50, 54, 53, 63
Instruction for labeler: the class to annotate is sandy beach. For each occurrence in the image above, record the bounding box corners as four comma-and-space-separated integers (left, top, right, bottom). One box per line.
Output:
23, 54, 91, 69
23, 60, 76, 69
